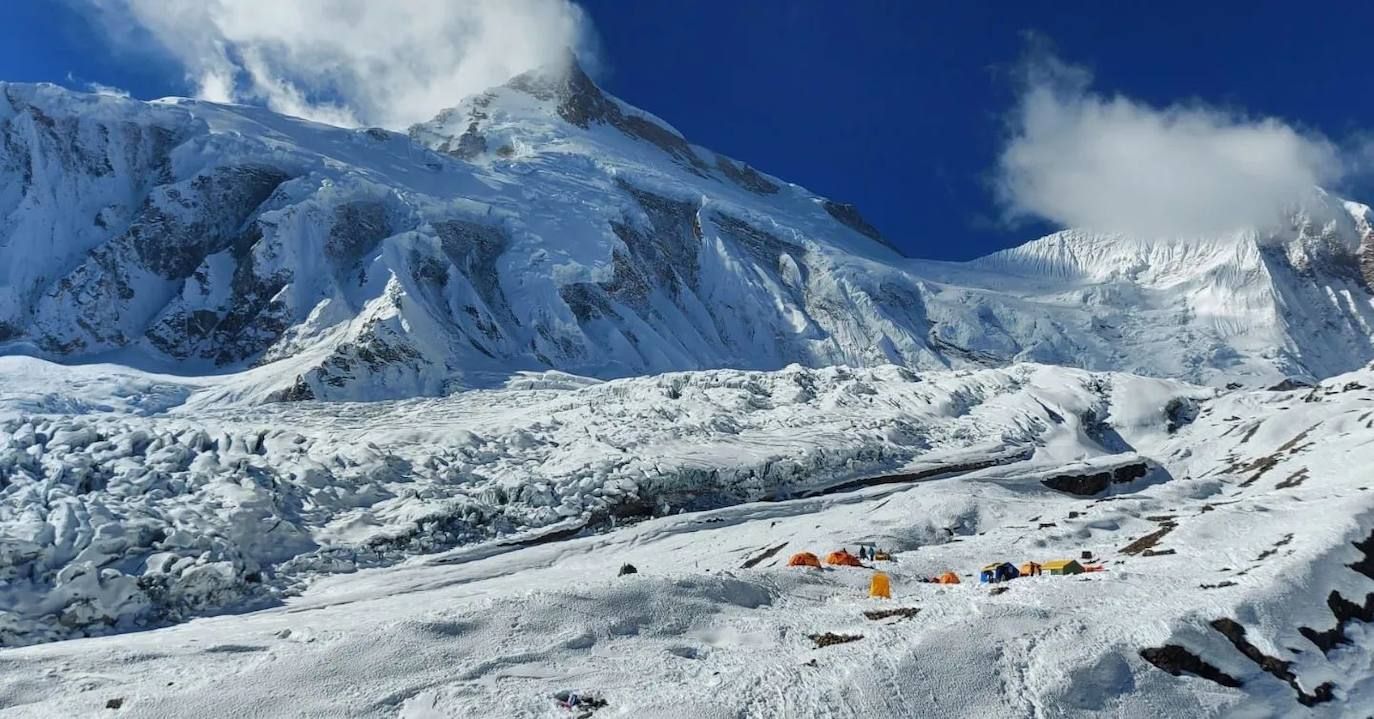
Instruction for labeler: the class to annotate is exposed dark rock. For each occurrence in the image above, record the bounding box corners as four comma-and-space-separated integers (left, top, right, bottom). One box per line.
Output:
1360, 231, 1374, 290
1165, 398, 1200, 434
1349, 530, 1374, 581
617, 563, 638, 576
1299, 529, 1374, 653
1268, 378, 1314, 392
712, 212, 800, 275
308, 321, 428, 395
444, 121, 487, 160
1121, 523, 1176, 555
326, 201, 393, 277
1274, 468, 1309, 490
617, 182, 703, 290
715, 155, 780, 194
265, 375, 315, 403
1042, 461, 1151, 497
1210, 618, 1334, 706
506, 57, 708, 172
822, 200, 888, 247
1139, 645, 1242, 688
808, 632, 863, 648
740, 542, 789, 569
560, 282, 618, 323
863, 607, 921, 621
434, 219, 513, 326
133, 165, 293, 280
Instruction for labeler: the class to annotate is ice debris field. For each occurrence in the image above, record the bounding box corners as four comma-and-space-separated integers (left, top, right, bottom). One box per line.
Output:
2, 356, 1374, 717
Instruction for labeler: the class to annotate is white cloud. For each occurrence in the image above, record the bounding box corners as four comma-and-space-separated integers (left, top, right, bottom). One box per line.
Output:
83, 0, 596, 129
65, 72, 132, 98
995, 50, 1348, 237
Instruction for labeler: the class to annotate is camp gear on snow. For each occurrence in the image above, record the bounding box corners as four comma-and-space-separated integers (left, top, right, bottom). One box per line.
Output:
554, 690, 607, 712
1019, 561, 1043, 576
618, 563, 637, 576
826, 550, 864, 567
869, 572, 892, 598
1044, 559, 1084, 575
979, 562, 1020, 583
1081, 550, 1094, 560
938, 571, 961, 584
788, 552, 822, 568
874, 551, 892, 561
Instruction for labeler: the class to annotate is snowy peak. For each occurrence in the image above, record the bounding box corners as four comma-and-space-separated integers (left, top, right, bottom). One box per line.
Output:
1, 77, 1373, 399
409, 59, 893, 248
0, 78, 924, 402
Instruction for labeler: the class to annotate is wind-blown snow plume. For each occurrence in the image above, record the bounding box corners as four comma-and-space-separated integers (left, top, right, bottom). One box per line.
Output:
995, 48, 1346, 237
82, 0, 596, 129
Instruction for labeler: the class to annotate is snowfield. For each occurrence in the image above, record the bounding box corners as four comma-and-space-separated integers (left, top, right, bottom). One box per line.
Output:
2, 357, 1374, 717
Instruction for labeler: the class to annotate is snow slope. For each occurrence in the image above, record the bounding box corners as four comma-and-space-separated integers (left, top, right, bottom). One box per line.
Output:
2, 61, 1372, 398
1, 359, 1372, 716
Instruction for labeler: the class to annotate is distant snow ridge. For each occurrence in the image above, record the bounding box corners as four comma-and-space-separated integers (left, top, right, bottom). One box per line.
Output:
3, 63, 1373, 398
0, 361, 1198, 645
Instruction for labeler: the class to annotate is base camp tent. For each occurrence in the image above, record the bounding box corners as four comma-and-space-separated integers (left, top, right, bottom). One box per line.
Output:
869, 572, 892, 598
826, 550, 864, 567
979, 562, 1020, 583
1019, 562, 1043, 577
1044, 559, 1084, 575
788, 552, 822, 568
938, 571, 961, 584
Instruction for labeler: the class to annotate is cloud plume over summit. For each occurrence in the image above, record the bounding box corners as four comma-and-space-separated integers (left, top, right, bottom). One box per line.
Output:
84, 0, 596, 129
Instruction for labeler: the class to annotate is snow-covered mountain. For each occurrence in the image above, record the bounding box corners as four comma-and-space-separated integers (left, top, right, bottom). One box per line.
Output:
7, 55, 1374, 717
2, 60, 1372, 402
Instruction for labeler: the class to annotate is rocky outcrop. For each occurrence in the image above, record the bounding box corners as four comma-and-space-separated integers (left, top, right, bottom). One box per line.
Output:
1139, 645, 1242, 688
1041, 461, 1151, 497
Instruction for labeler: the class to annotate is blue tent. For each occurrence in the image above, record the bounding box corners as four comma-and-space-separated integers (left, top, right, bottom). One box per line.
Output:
979, 562, 1020, 583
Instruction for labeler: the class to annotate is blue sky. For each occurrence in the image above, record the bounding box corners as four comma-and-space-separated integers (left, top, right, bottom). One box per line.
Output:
3, 1, 1372, 259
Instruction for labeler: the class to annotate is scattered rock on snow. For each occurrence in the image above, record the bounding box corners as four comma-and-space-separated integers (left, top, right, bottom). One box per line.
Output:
808, 632, 864, 648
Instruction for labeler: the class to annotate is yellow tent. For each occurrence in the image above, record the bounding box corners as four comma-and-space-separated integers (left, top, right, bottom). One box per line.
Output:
1044, 559, 1084, 575
937, 571, 961, 585
1020, 561, 1043, 576
869, 572, 892, 599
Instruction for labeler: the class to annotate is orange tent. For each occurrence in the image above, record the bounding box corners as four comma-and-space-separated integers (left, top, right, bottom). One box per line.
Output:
787, 552, 822, 568
825, 550, 863, 567
937, 571, 961, 585
869, 572, 892, 599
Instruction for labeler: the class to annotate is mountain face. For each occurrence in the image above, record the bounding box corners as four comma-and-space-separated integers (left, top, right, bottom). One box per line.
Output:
1, 63, 1372, 400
